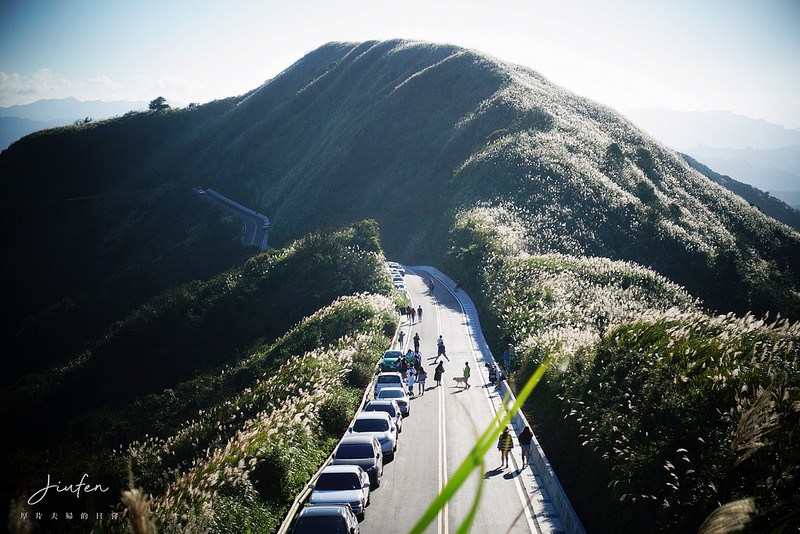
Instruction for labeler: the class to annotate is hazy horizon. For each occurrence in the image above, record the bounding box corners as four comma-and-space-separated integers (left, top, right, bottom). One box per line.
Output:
1, 0, 798, 128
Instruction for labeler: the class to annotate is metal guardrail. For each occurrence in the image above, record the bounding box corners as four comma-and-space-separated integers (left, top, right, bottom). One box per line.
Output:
276, 330, 393, 534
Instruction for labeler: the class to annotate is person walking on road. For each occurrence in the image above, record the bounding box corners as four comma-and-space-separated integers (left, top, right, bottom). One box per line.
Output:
434, 361, 445, 387
417, 367, 427, 395
417, 305, 423, 322
462, 361, 471, 389
437, 337, 449, 362
518, 426, 533, 467
413, 332, 420, 353
406, 367, 416, 396
497, 427, 513, 468
398, 330, 405, 349
410, 307, 416, 323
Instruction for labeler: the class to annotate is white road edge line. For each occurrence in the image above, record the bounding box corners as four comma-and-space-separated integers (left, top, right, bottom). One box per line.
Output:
429, 270, 540, 534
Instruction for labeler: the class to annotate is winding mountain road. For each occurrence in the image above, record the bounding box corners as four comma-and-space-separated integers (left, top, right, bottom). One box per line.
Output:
194, 187, 270, 250
357, 267, 582, 534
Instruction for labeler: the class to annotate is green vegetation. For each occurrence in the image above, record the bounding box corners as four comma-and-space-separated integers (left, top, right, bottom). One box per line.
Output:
0, 221, 397, 533
445, 208, 799, 532
3, 39, 800, 532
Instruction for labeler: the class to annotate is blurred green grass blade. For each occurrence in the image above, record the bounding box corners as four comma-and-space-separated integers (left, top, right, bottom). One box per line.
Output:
408, 357, 551, 534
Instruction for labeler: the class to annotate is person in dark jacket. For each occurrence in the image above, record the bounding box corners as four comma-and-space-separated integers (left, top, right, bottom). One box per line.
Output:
518, 426, 533, 467
434, 361, 445, 387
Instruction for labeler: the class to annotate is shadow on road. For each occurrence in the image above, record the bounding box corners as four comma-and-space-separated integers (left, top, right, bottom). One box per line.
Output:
483, 467, 505, 479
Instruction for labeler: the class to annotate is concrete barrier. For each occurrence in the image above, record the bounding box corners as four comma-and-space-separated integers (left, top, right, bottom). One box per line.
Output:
423, 266, 586, 534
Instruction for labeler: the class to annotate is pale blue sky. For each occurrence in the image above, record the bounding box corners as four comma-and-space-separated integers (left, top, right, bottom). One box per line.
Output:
1, 0, 798, 126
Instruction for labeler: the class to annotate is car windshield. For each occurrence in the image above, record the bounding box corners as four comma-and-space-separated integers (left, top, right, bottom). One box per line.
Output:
379, 389, 405, 399
366, 404, 397, 417
335, 443, 374, 459
293, 516, 349, 533
377, 376, 401, 384
353, 419, 389, 432
315, 472, 360, 491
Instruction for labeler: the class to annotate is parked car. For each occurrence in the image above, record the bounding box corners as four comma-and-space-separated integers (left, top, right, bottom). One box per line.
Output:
373, 372, 404, 397
291, 504, 360, 533
386, 262, 404, 275
380, 350, 403, 371
363, 399, 403, 433
376, 386, 411, 416
393, 281, 406, 291
308, 465, 371, 519
332, 435, 384, 488
349, 411, 398, 458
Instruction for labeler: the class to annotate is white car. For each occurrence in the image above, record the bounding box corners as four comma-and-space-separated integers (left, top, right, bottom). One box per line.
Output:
374, 372, 404, 397
376, 386, 411, 416
364, 399, 403, 434
308, 465, 371, 519
386, 261, 404, 274
349, 411, 398, 458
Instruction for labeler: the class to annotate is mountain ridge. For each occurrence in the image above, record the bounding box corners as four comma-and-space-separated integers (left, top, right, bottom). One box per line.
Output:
2, 39, 799, 340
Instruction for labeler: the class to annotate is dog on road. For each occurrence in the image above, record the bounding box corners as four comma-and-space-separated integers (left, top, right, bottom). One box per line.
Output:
453, 376, 468, 388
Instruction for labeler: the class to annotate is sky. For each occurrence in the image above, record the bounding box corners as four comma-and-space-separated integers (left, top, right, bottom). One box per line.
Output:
1, 0, 799, 127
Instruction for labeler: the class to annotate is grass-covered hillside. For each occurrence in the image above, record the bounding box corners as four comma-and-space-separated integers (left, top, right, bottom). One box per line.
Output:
2, 41, 799, 369
446, 210, 799, 533
2, 221, 398, 533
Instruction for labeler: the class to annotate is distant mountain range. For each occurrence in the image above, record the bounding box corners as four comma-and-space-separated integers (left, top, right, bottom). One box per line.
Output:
625, 109, 800, 209
623, 108, 800, 150
680, 152, 800, 231
0, 97, 147, 149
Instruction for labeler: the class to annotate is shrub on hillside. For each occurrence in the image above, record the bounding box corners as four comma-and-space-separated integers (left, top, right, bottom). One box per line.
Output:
444, 206, 798, 531
319, 388, 361, 436
554, 311, 800, 531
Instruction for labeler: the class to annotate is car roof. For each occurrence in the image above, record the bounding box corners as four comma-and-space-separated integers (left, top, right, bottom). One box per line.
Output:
298, 504, 353, 518
366, 399, 398, 407
377, 372, 403, 378
354, 411, 391, 421
320, 464, 364, 474
383, 350, 403, 357
377, 387, 408, 397
338, 434, 379, 445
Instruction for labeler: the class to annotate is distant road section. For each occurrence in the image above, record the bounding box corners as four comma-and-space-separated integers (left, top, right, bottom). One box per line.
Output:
194, 187, 270, 250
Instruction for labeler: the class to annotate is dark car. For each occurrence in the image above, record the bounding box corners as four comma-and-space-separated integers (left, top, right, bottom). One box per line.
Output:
333, 435, 384, 488
291, 504, 360, 533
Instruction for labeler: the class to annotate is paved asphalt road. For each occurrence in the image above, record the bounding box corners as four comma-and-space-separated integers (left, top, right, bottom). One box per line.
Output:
195, 188, 269, 250
358, 268, 565, 534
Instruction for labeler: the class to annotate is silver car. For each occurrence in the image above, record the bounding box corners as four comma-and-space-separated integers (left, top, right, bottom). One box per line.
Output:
376, 386, 411, 416
363, 399, 403, 433
349, 412, 398, 459
308, 465, 371, 519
